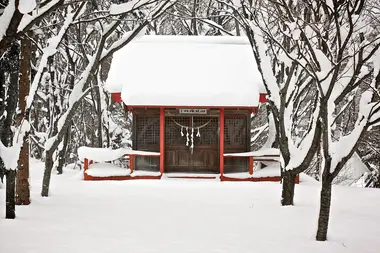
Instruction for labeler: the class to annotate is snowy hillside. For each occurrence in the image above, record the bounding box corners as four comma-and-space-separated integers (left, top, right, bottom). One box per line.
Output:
1, 161, 380, 253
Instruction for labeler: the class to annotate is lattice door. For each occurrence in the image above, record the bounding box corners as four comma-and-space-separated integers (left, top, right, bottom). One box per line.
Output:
134, 114, 160, 171
165, 116, 219, 173
224, 115, 248, 173
224, 115, 247, 149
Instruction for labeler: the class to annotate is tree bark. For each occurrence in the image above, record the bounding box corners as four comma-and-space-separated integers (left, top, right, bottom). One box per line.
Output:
16, 140, 30, 205
0, 49, 6, 183
56, 129, 70, 174
41, 150, 54, 197
6, 170, 16, 219
316, 177, 332, 241
191, 0, 199, 35
2, 42, 19, 217
92, 78, 103, 147
16, 34, 31, 205
281, 170, 296, 206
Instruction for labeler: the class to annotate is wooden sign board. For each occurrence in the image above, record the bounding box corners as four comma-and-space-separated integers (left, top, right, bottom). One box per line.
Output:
179, 109, 208, 115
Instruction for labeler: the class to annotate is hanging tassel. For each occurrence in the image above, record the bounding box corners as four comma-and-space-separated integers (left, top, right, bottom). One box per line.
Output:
190, 128, 194, 154
180, 126, 184, 137
196, 127, 200, 137
186, 127, 189, 146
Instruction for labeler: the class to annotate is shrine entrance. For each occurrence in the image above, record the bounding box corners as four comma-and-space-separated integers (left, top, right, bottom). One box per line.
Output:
164, 114, 219, 173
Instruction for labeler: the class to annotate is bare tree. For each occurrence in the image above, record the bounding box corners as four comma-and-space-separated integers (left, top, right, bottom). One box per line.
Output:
218, 0, 321, 206
222, 0, 380, 240
0, 0, 68, 219
15, 33, 31, 206
37, 0, 175, 197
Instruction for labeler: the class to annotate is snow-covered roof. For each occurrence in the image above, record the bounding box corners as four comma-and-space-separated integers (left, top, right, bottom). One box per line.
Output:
105, 35, 265, 108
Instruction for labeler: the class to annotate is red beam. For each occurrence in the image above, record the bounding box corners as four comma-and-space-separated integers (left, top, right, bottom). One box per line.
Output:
259, 93, 268, 103
220, 175, 281, 182
111, 93, 122, 102
167, 176, 217, 179
219, 108, 224, 175
128, 105, 258, 110
160, 107, 165, 174
84, 175, 161, 181
220, 174, 300, 184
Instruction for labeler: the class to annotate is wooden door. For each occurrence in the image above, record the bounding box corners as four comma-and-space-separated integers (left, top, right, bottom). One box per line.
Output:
165, 116, 219, 173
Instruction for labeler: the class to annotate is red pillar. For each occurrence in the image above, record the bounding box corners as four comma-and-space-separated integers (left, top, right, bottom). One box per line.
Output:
84, 158, 88, 171
160, 107, 165, 174
249, 156, 254, 175
129, 155, 134, 173
84, 158, 89, 180
219, 108, 224, 175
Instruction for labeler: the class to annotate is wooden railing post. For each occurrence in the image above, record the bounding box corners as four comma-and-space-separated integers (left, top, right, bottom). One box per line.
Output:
249, 156, 254, 175
129, 155, 134, 172
84, 158, 88, 171
84, 158, 89, 180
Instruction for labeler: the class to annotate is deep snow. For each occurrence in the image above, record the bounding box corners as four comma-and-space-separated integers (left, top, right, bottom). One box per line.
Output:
1, 160, 380, 253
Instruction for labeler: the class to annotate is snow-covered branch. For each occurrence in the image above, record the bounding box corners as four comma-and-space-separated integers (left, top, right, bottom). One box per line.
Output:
26, 3, 86, 111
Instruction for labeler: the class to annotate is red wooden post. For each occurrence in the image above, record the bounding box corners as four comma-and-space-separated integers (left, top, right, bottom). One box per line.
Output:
249, 156, 254, 175
219, 108, 225, 175
84, 158, 89, 172
111, 93, 122, 102
259, 93, 268, 103
129, 155, 134, 172
160, 107, 165, 174
83, 158, 89, 180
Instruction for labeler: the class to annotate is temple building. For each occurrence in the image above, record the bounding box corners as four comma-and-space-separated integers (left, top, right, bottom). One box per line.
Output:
80, 35, 284, 182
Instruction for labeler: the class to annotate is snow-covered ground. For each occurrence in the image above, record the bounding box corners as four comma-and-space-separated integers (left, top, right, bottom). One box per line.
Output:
1, 160, 380, 253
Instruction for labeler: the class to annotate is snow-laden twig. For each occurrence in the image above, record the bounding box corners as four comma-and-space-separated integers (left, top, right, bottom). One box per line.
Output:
26, 3, 86, 111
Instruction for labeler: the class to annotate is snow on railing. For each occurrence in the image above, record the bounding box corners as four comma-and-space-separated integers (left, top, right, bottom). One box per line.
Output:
77, 146, 159, 163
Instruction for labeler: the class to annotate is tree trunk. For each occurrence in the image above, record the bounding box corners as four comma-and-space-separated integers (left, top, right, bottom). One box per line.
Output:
2, 42, 19, 217
41, 150, 54, 197
92, 78, 103, 147
316, 177, 332, 241
191, 0, 199, 35
6, 170, 16, 219
235, 18, 240, 36
57, 129, 70, 174
281, 170, 296, 206
16, 34, 31, 205
16, 140, 30, 205
0, 58, 5, 183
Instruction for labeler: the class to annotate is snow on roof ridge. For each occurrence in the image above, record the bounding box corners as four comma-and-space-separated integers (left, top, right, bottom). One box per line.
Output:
133, 35, 250, 45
